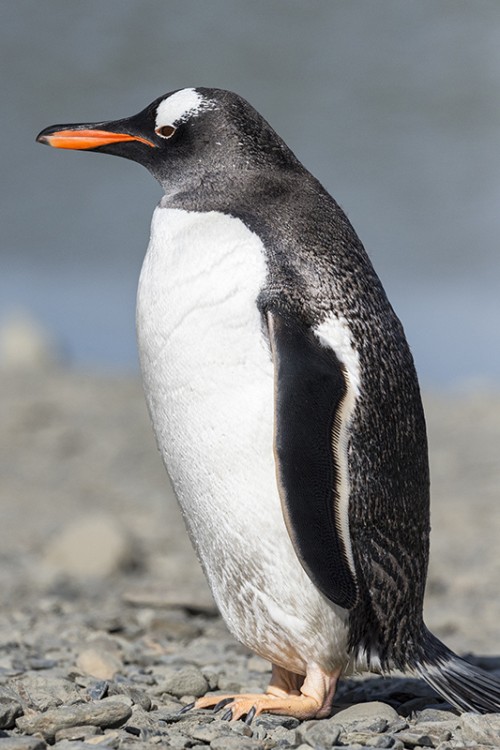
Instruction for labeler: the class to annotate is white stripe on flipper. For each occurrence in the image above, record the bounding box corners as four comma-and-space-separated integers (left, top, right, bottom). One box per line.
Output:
314, 313, 360, 580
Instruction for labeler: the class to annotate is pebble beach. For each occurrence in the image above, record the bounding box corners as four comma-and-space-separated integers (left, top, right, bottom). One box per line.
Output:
1, 367, 499, 749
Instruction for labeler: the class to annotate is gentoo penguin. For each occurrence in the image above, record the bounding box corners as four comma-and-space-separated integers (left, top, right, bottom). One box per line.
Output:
37, 87, 500, 720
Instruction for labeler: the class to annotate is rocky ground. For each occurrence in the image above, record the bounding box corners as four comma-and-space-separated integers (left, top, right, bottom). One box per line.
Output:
0, 369, 499, 750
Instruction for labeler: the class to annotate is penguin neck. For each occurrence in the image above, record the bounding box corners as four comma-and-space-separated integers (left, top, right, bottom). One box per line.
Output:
158, 166, 305, 215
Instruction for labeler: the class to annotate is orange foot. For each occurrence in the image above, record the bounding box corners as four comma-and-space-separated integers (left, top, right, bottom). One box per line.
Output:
181, 663, 341, 722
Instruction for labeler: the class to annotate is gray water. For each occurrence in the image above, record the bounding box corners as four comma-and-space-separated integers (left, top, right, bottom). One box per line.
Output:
2, 0, 500, 386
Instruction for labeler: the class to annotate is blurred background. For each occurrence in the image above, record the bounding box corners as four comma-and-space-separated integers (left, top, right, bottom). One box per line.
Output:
1, 0, 500, 387
0, 1, 499, 674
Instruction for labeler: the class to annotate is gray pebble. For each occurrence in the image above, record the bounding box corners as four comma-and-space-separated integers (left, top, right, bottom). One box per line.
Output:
10, 674, 81, 711
460, 712, 500, 744
157, 667, 208, 698
107, 684, 151, 711
0, 738, 47, 750
393, 729, 435, 747
343, 731, 393, 746
14, 659, 58, 672
86, 682, 109, 701
265, 725, 298, 746
210, 737, 264, 750
371, 735, 398, 748
296, 719, 341, 748
253, 715, 300, 731
332, 702, 400, 729
387, 741, 405, 750
411, 721, 456, 744
54, 725, 102, 742
0, 697, 23, 729
415, 709, 458, 723
16, 698, 132, 741
43, 513, 136, 579
120, 705, 160, 738
202, 670, 220, 691
185, 719, 236, 742
159, 730, 192, 748
152, 701, 184, 720
387, 720, 409, 733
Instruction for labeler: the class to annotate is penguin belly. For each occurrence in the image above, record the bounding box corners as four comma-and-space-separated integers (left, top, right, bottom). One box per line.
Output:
136, 207, 349, 675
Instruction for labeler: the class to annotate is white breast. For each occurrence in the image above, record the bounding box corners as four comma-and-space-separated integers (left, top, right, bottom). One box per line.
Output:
136, 207, 348, 674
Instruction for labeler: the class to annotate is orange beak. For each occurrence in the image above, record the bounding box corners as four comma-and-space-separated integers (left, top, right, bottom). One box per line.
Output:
36, 128, 156, 150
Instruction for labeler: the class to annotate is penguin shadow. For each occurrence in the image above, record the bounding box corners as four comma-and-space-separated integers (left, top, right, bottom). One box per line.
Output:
335, 674, 457, 717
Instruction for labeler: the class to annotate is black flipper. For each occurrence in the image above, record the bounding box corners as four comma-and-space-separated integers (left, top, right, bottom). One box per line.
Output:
267, 310, 357, 610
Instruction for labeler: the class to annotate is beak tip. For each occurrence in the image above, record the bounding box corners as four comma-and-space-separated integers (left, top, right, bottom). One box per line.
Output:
36, 132, 50, 146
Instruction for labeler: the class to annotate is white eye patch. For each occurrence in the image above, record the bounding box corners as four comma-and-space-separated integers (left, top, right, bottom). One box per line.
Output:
155, 88, 215, 130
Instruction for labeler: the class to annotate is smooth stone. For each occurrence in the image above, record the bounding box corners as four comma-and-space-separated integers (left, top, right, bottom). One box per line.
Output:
229, 722, 254, 738
54, 726, 101, 742
43, 513, 136, 579
460, 712, 500, 744
332, 701, 400, 728
0, 697, 23, 729
158, 667, 208, 699
393, 730, 436, 747
122, 705, 162, 735
296, 719, 341, 748
86, 682, 109, 701
185, 719, 235, 742
0, 313, 60, 370
84, 731, 120, 747
0, 739, 47, 750
76, 648, 122, 681
253, 715, 300, 731
10, 674, 81, 711
210, 737, 264, 750
344, 731, 394, 747
159, 731, 194, 749
415, 710, 459, 723
15, 698, 132, 741
201, 670, 219, 691
267, 725, 298, 745
22, 659, 58, 671
371, 735, 399, 748
120, 687, 151, 711
411, 721, 456, 743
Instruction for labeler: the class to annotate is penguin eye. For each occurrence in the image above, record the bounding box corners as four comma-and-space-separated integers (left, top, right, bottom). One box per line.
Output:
155, 125, 176, 139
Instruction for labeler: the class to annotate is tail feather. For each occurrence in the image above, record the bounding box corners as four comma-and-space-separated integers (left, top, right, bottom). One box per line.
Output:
413, 630, 500, 714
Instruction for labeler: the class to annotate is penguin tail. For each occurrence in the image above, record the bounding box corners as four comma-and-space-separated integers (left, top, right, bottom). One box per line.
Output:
412, 628, 500, 713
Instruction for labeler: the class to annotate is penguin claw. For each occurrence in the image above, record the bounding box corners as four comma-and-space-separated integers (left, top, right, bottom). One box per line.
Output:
178, 701, 195, 715
213, 697, 234, 713
221, 708, 233, 721
245, 705, 257, 725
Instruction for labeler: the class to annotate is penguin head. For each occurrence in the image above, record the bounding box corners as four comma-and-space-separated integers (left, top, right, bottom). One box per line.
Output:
36, 87, 298, 195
